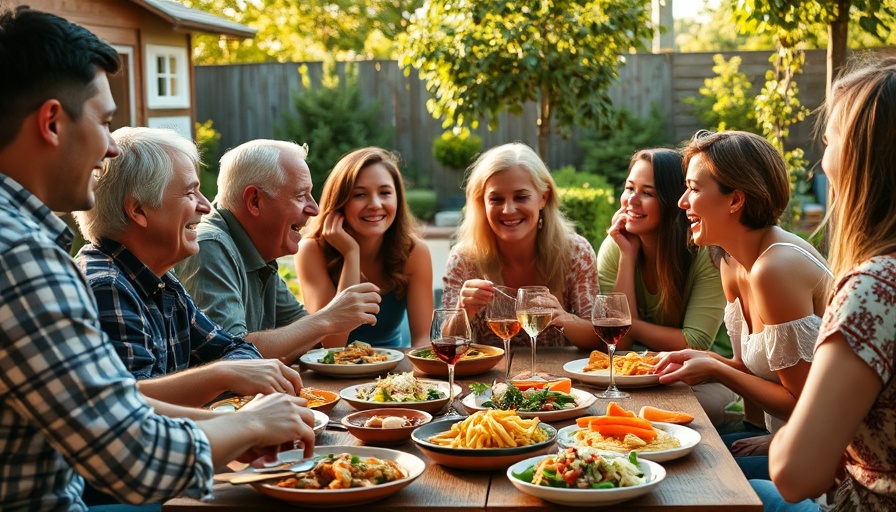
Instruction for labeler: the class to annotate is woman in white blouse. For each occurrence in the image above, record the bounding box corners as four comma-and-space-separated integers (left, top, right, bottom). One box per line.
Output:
655, 130, 832, 479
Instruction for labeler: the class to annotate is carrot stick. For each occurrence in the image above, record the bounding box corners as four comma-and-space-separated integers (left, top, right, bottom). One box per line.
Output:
576, 416, 605, 428
591, 424, 658, 442
586, 416, 655, 431
606, 402, 636, 417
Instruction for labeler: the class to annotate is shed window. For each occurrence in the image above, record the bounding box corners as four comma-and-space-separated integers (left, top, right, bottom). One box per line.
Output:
146, 45, 189, 109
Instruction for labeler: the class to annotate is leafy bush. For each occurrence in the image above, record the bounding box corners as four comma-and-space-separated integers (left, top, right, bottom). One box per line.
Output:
683, 54, 758, 133
552, 166, 608, 189
578, 106, 673, 192
405, 189, 437, 222
432, 128, 482, 171
557, 184, 616, 251
276, 68, 393, 199
195, 119, 223, 200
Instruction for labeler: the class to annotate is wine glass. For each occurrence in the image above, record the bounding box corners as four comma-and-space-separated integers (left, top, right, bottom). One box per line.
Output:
430, 308, 472, 417
591, 293, 633, 399
515, 286, 553, 381
485, 285, 520, 381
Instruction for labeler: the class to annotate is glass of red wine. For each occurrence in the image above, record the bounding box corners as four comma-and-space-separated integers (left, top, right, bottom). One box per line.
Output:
591, 293, 632, 399
485, 285, 520, 381
430, 308, 472, 417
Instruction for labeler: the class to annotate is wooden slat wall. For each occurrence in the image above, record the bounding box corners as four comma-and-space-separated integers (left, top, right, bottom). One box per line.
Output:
195, 49, 844, 196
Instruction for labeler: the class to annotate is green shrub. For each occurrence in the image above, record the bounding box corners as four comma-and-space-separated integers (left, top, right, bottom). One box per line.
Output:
195, 119, 223, 200
276, 67, 394, 199
432, 128, 482, 171
552, 166, 607, 189
578, 106, 673, 192
683, 54, 758, 133
557, 185, 616, 251
405, 189, 437, 222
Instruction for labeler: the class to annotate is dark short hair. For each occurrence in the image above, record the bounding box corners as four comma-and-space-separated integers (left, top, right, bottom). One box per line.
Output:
0, 7, 120, 149
682, 130, 789, 229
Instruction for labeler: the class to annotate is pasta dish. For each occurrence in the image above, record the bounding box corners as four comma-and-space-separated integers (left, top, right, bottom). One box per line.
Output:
318, 341, 389, 365
356, 372, 444, 402
275, 453, 405, 489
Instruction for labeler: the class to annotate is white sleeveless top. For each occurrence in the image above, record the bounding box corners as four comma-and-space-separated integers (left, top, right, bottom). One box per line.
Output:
723, 243, 832, 433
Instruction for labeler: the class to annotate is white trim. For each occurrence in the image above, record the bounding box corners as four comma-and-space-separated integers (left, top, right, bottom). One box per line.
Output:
112, 45, 136, 126
145, 44, 190, 109
147, 116, 193, 138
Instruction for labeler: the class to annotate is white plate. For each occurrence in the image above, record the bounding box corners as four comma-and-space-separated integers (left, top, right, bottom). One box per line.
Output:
563, 358, 661, 389
251, 446, 425, 507
340, 379, 462, 414
461, 387, 597, 422
557, 422, 701, 462
507, 453, 666, 506
299, 347, 404, 378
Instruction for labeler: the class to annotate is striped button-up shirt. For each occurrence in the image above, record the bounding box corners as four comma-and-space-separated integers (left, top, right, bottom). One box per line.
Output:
0, 174, 214, 511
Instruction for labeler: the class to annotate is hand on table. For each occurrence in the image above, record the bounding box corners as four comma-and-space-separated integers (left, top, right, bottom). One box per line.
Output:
655, 349, 718, 386
218, 359, 304, 396
237, 393, 316, 462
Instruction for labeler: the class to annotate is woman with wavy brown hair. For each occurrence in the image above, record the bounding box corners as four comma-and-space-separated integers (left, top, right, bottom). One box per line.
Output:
296, 147, 432, 348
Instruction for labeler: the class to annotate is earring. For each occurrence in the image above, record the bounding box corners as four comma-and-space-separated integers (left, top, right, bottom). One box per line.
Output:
538, 211, 544, 229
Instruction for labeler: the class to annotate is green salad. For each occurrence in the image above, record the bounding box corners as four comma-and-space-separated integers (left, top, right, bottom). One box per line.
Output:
470, 382, 577, 412
513, 447, 645, 489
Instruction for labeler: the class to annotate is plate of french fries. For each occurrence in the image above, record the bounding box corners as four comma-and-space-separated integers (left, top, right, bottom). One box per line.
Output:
563, 351, 661, 388
411, 410, 557, 470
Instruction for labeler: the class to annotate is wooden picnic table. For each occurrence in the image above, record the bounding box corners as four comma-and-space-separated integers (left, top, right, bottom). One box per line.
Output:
163, 346, 762, 511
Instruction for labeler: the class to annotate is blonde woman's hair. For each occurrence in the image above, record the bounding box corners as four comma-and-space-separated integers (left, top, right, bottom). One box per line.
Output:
453, 142, 576, 293
74, 127, 199, 243
216, 139, 307, 210
302, 147, 418, 298
824, 57, 896, 280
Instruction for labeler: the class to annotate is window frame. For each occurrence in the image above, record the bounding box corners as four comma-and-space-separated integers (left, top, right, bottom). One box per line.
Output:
145, 44, 190, 109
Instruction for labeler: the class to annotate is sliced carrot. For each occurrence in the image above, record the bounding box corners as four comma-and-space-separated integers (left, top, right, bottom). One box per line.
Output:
591, 424, 658, 442
606, 401, 636, 417
576, 415, 605, 428
639, 405, 695, 425
586, 416, 655, 431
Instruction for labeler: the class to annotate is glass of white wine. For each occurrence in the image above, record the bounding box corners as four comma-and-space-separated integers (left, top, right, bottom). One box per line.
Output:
515, 286, 552, 381
592, 293, 633, 399
485, 285, 520, 381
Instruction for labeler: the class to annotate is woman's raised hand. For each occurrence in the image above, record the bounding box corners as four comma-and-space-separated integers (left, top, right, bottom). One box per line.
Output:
457, 279, 497, 318
607, 207, 640, 256
321, 211, 359, 256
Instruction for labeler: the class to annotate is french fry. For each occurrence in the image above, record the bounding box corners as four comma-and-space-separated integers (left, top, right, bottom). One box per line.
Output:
427, 410, 546, 448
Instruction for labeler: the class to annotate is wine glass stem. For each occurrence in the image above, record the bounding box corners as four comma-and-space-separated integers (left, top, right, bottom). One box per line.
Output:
530, 335, 537, 377
447, 363, 456, 414
607, 344, 617, 391
503, 338, 512, 382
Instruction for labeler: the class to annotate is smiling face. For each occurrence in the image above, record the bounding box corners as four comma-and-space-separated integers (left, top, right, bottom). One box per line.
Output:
679, 153, 734, 247
483, 166, 547, 245
254, 150, 320, 261
342, 162, 398, 239
56, 70, 120, 212
620, 159, 662, 236
142, 151, 211, 274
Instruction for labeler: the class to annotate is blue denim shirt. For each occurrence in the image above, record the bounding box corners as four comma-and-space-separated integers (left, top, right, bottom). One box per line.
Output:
77, 238, 261, 378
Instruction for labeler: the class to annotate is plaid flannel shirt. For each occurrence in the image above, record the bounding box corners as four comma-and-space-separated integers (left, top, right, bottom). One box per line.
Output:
76, 238, 261, 379
0, 174, 214, 511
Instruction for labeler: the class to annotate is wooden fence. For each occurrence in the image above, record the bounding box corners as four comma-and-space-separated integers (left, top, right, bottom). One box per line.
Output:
195, 49, 836, 198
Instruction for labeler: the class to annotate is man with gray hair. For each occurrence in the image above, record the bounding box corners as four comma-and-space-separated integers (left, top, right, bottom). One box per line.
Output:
176, 140, 380, 364
74, 127, 305, 406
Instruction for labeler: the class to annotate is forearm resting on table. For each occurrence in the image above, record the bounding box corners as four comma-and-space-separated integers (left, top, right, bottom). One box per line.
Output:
619, 319, 689, 352
137, 366, 234, 407
246, 320, 327, 365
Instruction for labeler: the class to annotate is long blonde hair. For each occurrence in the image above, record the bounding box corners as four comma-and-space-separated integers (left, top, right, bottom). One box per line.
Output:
453, 143, 577, 293
301, 147, 417, 298
824, 58, 896, 280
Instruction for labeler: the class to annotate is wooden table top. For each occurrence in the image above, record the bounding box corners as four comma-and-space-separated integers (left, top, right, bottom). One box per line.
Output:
163, 346, 762, 511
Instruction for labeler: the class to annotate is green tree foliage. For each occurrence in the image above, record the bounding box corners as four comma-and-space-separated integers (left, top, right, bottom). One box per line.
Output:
577, 106, 673, 193
195, 119, 223, 200
275, 69, 394, 198
676, 0, 776, 52
684, 55, 757, 133
179, 0, 423, 63
432, 129, 482, 172
399, 0, 654, 161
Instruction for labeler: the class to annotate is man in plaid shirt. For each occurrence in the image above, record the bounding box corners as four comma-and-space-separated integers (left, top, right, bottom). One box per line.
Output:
0, 8, 315, 511
74, 127, 304, 408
